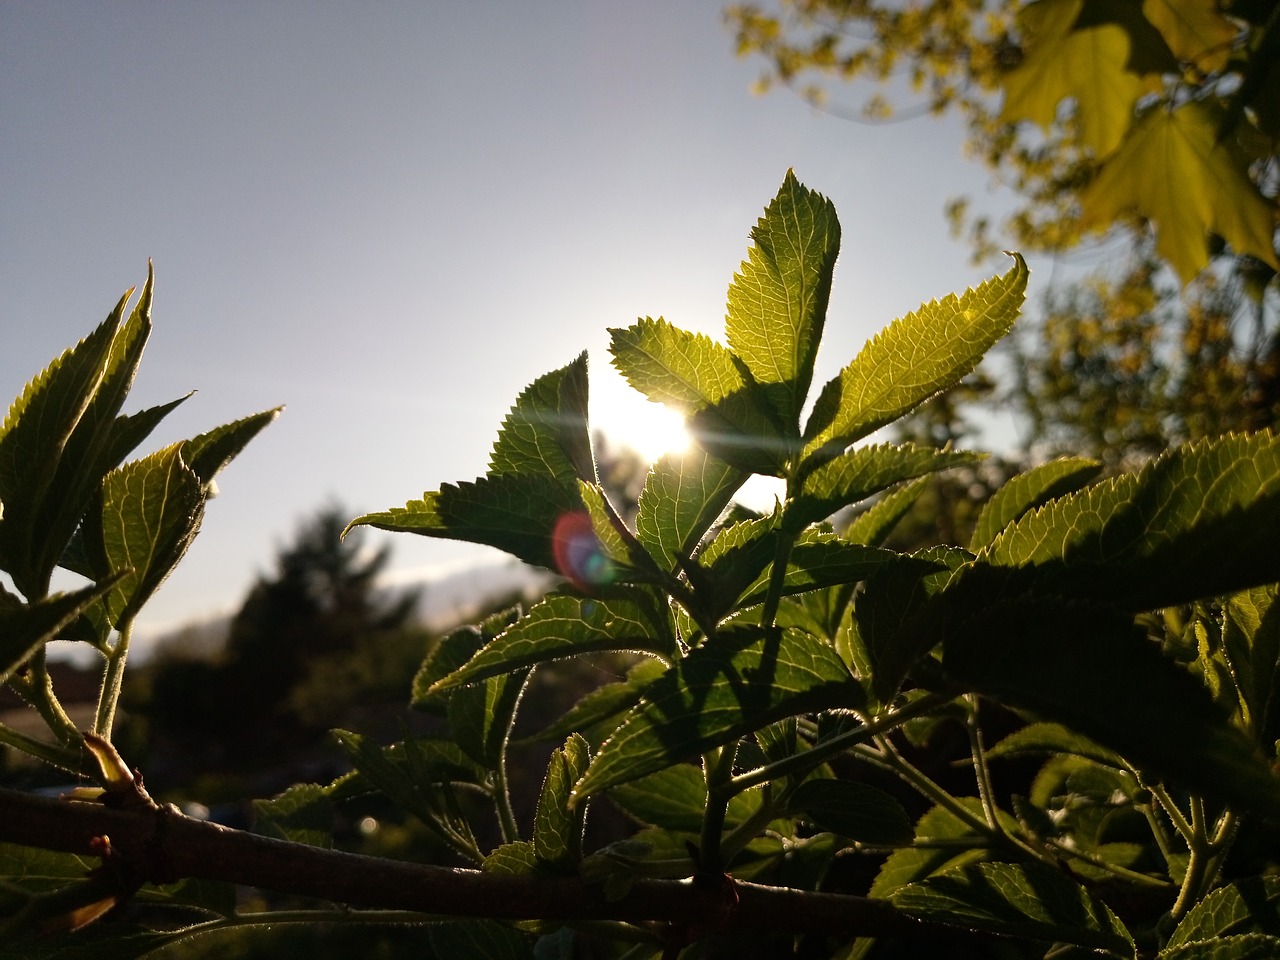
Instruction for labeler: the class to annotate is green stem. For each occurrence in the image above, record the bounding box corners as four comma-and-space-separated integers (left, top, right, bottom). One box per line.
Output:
699, 743, 738, 873
492, 753, 520, 845
726, 693, 952, 796
862, 738, 1004, 844
14, 649, 81, 746
1169, 795, 1209, 921
759, 524, 795, 630
719, 786, 783, 864
93, 620, 133, 738
1150, 783, 1194, 842
963, 695, 999, 830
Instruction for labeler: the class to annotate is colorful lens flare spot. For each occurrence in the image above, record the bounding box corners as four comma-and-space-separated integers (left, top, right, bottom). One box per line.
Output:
552, 511, 615, 590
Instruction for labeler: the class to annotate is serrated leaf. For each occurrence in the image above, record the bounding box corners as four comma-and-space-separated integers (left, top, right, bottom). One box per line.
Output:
576, 480, 662, 586
533, 734, 591, 871
77, 444, 207, 634
1223, 584, 1280, 745
572, 624, 859, 800
802, 255, 1027, 467
609, 318, 788, 475
608, 762, 764, 833
483, 840, 539, 875
1081, 102, 1280, 284
0, 278, 151, 597
738, 534, 896, 609
0, 577, 123, 683
692, 510, 782, 620
981, 432, 1280, 611
892, 861, 1135, 957
842, 476, 929, 546
941, 597, 1280, 813
793, 443, 981, 532
725, 170, 840, 430
349, 473, 584, 571
432, 589, 672, 692
1161, 934, 1280, 960
786, 778, 913, 844
1143, 0, 1238, 74
987, 722, 1123, 768
855, 545, 970, 702
412, 608, 521, 712
490, 353, 594, 486
525, 657, 668, 744
253, 783, 333, 848
635, 446, 748, 573
969, 457, 1101, 552
1164, 876, 1280, 949
1000, 0, 1171, 156
870, 798, 1014, 898
182, 406, 282, 489
450, 664, 531, 769
428, 920, 534, 960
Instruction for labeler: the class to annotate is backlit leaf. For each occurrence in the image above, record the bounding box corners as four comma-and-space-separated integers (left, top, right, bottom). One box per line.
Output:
430, 589, 674, 692
635, 446, 747, 573
941, 597, 1280, 813
1000, 0, 1170, 156
1164, 876, 1280, 948
725, 170, 840, 430
609, 762, 764, 833
572, 624, 859, 800
490, 353, 594, 486
981, 432, 1280, 610
1080, 102, 1280, 284
892, 861, 1135, 957
1223, 584, 1280, 745
0, 577, 122, 684
969, 457, 1101, 552
533, 734, 591, 871
803, 255, 1027, 467
1143, 0, 1238, 73
182, 406, 282, 489
842, 476, 929, 546
787, 779, 913, 844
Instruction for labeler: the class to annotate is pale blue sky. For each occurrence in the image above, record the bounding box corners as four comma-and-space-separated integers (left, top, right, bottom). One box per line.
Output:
2, 3, 1027, 635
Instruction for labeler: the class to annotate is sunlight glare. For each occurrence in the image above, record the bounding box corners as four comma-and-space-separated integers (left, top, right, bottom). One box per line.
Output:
596, 392, 691, 464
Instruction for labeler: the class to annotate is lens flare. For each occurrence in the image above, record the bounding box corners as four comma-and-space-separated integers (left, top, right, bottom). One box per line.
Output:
552, 511, 615, 590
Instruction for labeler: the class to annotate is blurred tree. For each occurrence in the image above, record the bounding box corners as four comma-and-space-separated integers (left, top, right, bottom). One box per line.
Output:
139, 505, 425, 782
727, 0, 1280, 462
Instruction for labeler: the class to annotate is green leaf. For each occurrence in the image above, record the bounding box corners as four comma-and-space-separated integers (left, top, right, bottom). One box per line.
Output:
725, 170, 840, 430
692, 510, 782, 619
525, 657, 667, 744
349, 473, 584, 571
855, 545, 970, 703
431, 589, 673, 692
608, 317, 787, 475
533, 734, 591, 871
0, 276, 153, 597
738, 533, 896, 608
0, 577, 122, 683
1080, 102, 1280, 283
1164, 876, 1280, 949
78, 443, 207, 634
1144, 0, 1238, 73
1161, 934, 1280, 960
891, 861, 1135, 957
802, 255, 1027, 467
980, 432, 1280, 611
792, 443, 981, 531
969, 457, 1101, 552
572, 624, 860, 800
608, 763, 764, 833
986, 722, 1124, 769
483, 840, 539, 875
1223, 584, 1280, 745
870, 798, 1013, 898
786, 779, 913, 844
490, 353, 594, 486
841, 476, 929, 546
1000, 0, 1171, 156
635, 445, 748, 576
941, 597, 1280, 813
181, 406, 283, 489
253, 783, 333, 848
428, 920, 534, 960
413, 608, 522, 712
450, 663, 531, 769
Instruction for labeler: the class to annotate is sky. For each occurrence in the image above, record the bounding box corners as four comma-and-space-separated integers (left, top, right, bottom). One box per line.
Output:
1, 3, 1032, 640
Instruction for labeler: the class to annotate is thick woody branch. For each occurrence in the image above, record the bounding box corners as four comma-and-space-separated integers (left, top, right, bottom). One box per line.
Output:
0, 786, 937, 938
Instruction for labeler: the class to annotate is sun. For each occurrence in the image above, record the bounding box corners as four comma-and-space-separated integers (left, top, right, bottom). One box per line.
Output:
592, 380, 692, 464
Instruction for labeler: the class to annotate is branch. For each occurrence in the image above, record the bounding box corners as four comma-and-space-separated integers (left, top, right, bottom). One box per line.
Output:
0, 786, 942, 939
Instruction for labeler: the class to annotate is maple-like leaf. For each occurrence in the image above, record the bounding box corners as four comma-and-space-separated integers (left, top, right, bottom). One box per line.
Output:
1001, 0, 1171, 157
1080, 102, 1280, 284
1142, 0, 1238, 73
